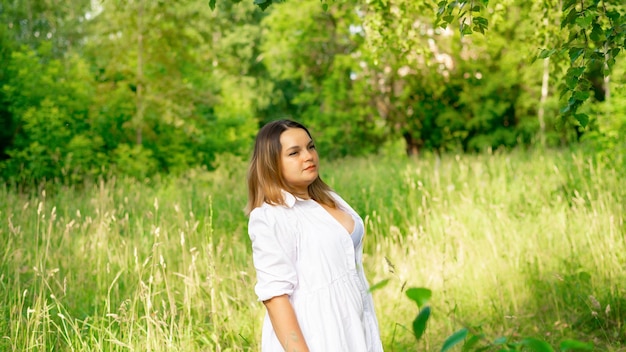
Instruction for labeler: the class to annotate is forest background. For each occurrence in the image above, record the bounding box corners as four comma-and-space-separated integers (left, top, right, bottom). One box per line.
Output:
1, 0, 625, 183
1, 0, 626, 351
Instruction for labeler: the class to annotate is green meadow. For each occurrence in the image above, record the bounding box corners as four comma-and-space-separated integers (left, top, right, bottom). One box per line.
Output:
1, 149, 625, 351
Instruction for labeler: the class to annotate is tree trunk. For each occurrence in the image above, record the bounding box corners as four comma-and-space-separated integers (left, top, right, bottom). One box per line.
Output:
403, 131, 420, 156
537, 57, 549, 147
604, 42, 611, 107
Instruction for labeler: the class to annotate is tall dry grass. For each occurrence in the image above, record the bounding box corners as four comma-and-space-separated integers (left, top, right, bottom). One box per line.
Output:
1, 149, 624, 351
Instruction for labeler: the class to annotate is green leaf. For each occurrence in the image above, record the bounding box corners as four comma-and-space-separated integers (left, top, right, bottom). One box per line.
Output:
322, 3, 328, 11
589, 23, 604, 42
559, 84, 571, 98
521, 338, 554, 352
568, 47, 585, 63
437, 1, 448, 15
406, 287, 432, 308
565, 76, 578, 90
253, 0, 272, 11
575, 113, 589, 127
565, 66, 585, 89
368, 279, 390, 293
560, 96, 589, 117
560, 339, 594, 351
413, 306, 431, 340
561, 8, 578, 28
606, 10, 620, 21
575, 14, 593, 29
577, 77, 591, 91
538, 49, 556, 59
562, 0, 577, 11
473, 16, 488, 27
441, 328, 469, 352
461, 23, 473, 35
609, 48, 621, 59
573, 90, 590, 101
443, 15, 455, 24
560, 101, 571, 114
209, 0, 216, 10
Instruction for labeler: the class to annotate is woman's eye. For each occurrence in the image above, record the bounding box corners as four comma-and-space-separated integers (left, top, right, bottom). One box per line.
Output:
309, 145, 316, 150
289, 151, 298, 156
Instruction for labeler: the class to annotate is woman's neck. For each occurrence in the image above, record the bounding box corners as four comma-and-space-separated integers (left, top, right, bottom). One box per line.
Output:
291, 190, 311, 200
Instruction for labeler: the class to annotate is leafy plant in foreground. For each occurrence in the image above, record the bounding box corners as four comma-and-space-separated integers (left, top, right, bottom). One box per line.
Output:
403, 287, 595, 352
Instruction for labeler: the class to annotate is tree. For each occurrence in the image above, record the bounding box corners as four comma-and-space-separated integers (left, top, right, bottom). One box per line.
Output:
234, 0, 626, 128
259, 0, 387, 157
428, 0, 625, 128
85, 0, 263, 175
0, 0, 93, 167
0, 0, 270, 183
258, 0, 623, 150
1, 46, 101, 183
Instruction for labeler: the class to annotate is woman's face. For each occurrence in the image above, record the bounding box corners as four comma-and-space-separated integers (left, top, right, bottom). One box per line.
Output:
279, 127, 319, 196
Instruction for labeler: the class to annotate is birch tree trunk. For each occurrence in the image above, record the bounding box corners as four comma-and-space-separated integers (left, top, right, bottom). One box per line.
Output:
537, 57, 549, 147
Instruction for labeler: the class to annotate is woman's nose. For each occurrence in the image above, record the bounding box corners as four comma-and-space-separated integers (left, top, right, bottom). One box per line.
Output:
302, 149, 313, 160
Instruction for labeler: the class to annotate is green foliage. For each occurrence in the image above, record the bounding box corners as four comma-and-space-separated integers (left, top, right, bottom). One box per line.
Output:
560, 339, 594, 351
111, 143, 158, 179
0, 0, 266, 184
579, 58, 626, 168
406, 287, 432, 308
435, 0, 491, 35
413, 306, 431, 341
405, 286, 595, 352
371, 0, 625, 132
405, 287, 432, 340
259, 0, 387, 157
1, 46, 98, 183
441, 328, 468, 352
368, 278, 391, 292
253, 0, 275, 11
1, 0, 624, 185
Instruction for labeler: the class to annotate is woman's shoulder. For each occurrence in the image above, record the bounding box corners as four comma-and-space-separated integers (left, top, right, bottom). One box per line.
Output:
249, 190, 297, 218
249, 198, 295, 222
250, 202, 283, 218
248, 200, 300, 240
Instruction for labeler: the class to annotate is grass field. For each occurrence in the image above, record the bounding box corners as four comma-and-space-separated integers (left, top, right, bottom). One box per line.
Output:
1, 148, 625, 351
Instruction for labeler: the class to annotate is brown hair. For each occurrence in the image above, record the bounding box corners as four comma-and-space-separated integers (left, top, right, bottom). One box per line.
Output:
245, 119, 336, 215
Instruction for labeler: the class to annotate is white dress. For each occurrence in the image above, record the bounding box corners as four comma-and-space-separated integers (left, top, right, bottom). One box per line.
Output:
248, 191, 384, 352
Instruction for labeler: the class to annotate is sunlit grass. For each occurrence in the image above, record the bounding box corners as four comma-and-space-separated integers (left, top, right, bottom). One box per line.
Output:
1, 149, 624, 351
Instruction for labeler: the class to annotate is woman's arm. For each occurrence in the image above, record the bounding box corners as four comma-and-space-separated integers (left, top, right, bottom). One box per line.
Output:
263, 294, 309, 352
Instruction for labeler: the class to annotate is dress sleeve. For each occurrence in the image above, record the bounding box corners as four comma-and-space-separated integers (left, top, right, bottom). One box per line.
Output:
248, 206, 298, 302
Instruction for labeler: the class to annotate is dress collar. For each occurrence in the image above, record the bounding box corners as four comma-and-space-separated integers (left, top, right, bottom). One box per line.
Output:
282, 190, 310, 208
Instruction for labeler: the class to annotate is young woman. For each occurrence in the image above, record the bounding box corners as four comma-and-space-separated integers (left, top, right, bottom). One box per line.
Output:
246, 119, 384, 352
